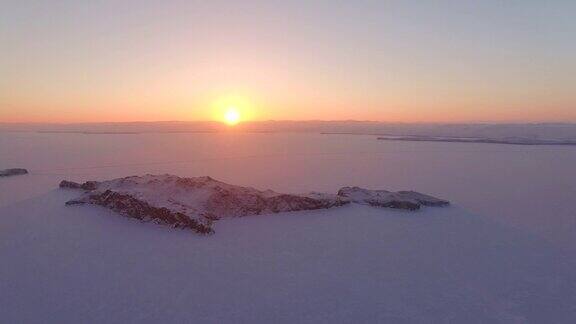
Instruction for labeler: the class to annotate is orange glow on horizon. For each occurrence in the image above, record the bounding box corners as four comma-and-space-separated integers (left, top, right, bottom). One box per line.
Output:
210, 95, 255, 124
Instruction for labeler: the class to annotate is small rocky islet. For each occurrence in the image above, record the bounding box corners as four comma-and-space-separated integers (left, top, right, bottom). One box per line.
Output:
0, 168, 28, 177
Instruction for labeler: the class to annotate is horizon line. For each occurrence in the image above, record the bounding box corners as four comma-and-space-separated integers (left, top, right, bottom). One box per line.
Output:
1, 119, 576, 125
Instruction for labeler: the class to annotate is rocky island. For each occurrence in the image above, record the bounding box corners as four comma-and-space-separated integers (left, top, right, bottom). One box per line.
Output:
60, 174, 449, 234
0, 168, 28, 177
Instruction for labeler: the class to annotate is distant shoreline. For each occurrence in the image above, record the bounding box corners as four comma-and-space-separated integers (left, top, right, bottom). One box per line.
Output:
376, 135, 576, 146
1, 122, 576, 145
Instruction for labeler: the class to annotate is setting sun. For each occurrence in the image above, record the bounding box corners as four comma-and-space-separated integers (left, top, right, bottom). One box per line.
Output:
224, 107, 240, 125
212, 95, 255, 125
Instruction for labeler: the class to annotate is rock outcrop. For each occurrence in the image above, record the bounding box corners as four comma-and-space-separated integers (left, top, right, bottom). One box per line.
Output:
59, 180, 98, 190
60, 175, 348, 234
60, 175, 449, 234
0, 168, 28, 177
337, 187, 450, 211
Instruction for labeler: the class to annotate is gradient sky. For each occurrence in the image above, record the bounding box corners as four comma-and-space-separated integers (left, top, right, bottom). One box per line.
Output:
1, 0, 575, 123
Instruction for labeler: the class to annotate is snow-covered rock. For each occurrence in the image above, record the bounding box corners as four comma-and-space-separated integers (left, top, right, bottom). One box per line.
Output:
337, 186, 449, 210
59, 180, 98, 190
60, 175, 348, 234
0, 168, 28, 177
59, 175, 449, 234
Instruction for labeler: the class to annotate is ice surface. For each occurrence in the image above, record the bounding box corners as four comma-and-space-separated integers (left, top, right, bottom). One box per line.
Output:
1, 190, 575, 323
1, 132, 576, 322
1, 132, 575, 246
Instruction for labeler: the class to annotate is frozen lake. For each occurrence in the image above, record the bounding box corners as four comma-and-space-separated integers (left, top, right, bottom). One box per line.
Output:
2, 131, 575, 250
2, 131, 576, 323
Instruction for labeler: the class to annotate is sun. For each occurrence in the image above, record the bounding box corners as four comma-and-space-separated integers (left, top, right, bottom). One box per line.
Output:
212, 95, 254, 125
224, 107, 241, 125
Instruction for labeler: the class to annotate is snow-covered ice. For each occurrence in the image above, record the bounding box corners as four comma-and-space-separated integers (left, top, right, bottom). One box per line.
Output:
1, 131, 576, 323
1, 189, 575, 323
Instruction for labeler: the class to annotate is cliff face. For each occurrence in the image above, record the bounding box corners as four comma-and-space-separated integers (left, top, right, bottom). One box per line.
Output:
60, 175, 449, 234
